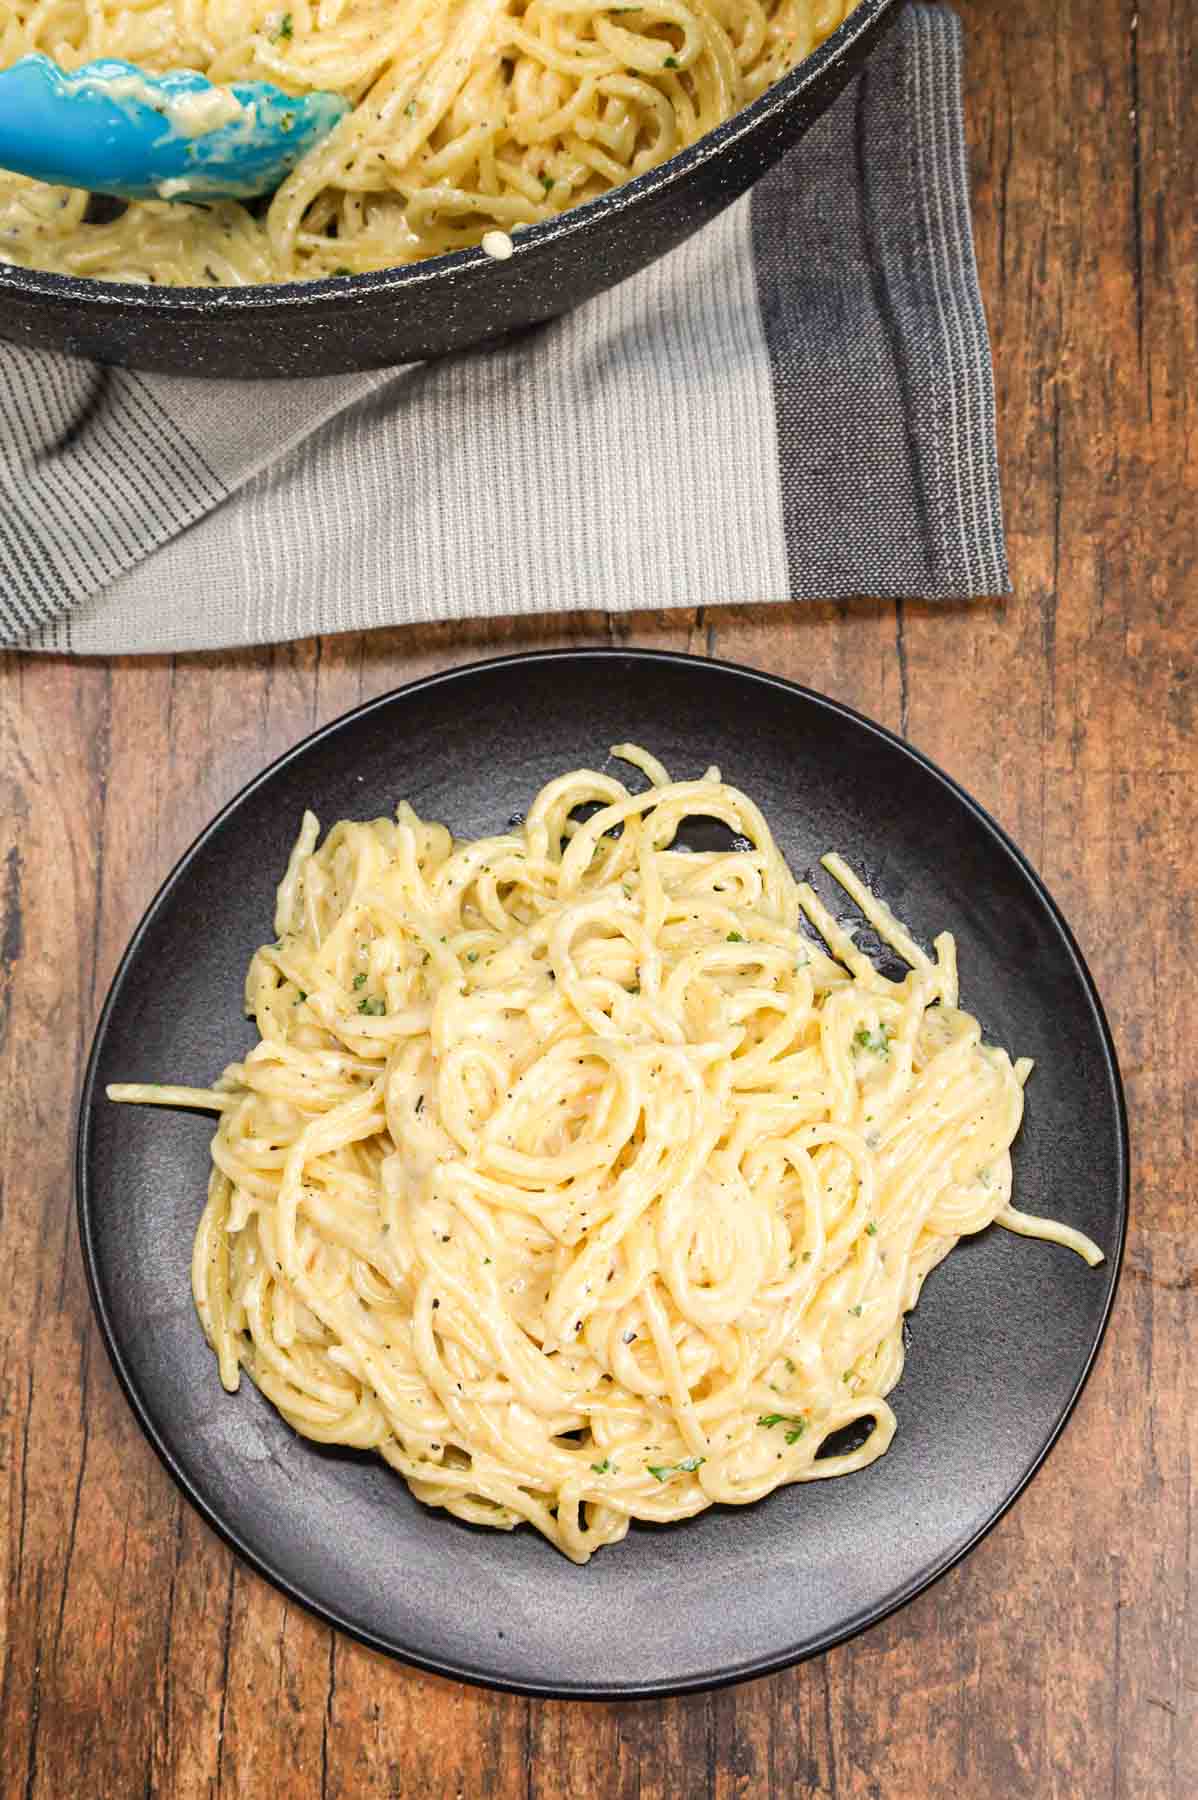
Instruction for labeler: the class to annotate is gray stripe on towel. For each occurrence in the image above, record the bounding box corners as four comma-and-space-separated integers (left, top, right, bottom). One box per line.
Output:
0, 355, 225, 638
751, 5, 1008, 600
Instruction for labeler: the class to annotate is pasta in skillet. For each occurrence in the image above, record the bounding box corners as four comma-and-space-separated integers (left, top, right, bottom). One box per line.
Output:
0, 0, 861, 282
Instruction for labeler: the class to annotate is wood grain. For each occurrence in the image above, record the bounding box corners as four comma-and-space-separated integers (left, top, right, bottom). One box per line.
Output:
1, 0, 1194, 1793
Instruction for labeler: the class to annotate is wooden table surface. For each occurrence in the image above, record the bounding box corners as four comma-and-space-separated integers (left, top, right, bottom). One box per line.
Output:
2, 1, 1194, 1794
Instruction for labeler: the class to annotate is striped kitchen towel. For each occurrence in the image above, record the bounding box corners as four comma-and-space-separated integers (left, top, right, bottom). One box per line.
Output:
0, 6, 1007, 655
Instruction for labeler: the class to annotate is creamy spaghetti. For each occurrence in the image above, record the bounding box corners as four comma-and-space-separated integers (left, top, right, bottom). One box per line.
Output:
0, 0, 859, 283
109, 749, 1103, 1563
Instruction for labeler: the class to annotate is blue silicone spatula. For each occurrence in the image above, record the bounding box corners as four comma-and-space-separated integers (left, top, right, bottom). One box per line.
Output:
0, 54, 348, 201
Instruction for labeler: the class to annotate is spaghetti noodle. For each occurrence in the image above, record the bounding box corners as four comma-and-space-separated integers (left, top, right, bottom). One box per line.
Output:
109, 748, 1103, 1562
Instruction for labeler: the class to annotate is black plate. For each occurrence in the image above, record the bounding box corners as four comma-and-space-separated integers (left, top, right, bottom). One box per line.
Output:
0, 0, 899, 376
78, 651, 1128, 1697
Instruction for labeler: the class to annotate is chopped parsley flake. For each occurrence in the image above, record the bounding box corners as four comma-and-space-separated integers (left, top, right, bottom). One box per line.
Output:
727, 931, 745, 943
591, 1458, 613, 1474
854, 1024, 892, 1057
466, 951, 479, 963
357, 995, 385, 1016
271, 11, 293, 39
865, 1221, 878, 1236
757, 1413, 807, 1444
353, 972, 367, 989
663, 54, 678, 67
647, 1456, 704, 1481
541, 174, 554, 192
293, 990, 307, 1004
849, 1304, 863, 1317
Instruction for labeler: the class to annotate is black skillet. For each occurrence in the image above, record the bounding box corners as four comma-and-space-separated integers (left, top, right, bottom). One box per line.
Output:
0, 0, 901, 377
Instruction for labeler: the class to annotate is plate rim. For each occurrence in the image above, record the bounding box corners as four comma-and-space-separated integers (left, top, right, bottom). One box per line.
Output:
75, 647, 1130, 1699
